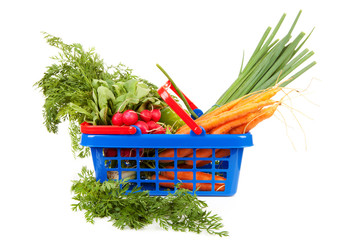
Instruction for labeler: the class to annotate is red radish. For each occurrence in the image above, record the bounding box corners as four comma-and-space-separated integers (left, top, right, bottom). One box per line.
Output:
153, 125, 166, 134
104, 148, 117, 157
139, 110, 152, 122
121, 148, 143, 157
146, 121, 158, 131
139, 148, 144, 156
151, 109, 161, 122
135, 121, 149, 134
122, 110, 138, 126
121, 148, 136, 157
111, 112, 123, 126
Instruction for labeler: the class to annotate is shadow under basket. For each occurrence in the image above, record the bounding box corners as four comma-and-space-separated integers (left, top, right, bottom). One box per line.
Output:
80, 123, 253, 197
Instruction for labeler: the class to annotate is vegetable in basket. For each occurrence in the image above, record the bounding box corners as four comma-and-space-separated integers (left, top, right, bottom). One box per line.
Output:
34, 33, 182, 158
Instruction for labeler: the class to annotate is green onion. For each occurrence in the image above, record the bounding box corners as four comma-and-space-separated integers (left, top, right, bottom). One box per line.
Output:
156, 64, 199, 119
206, 10, 316, 114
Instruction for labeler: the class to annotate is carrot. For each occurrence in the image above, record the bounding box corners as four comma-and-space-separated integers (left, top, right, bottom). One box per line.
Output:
185, 160, 212, 167
229, 103, 279, 134
210, 111, 258, 134
210, 102, 278, 134
153, 174, 225, 191
176, 99, 275, 135
175, 86, 281, 135
183, 148, 215, 167
233, 87, 282, 109
158, 148, 193, 159
215, 149, 231, 158
151, 175, 176, 189
187, 148, 213, 158
161, 170, 226, 181
177, 164, 193, 169
184, 149, 230, 167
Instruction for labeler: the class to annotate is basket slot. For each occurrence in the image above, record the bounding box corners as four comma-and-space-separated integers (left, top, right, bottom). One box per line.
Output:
215, 160, 229, 169
140, 160, 156, 169
215, 149, 231, 158
105, 159, 118, 169
159, 160, 175, 168
121, 159, 137, 168
194, 148, 213, 158
107, 171, 119, 180
103, 148, 118, 157
140, 182, 156, 190
176, 148, 194, 158
120, 171, 137, 180
140, 171, 156, 180
120, 148, 139, 158
216, 172, 227, 180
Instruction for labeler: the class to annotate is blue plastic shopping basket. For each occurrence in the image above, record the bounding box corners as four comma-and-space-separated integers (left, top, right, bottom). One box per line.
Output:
80, 81, 253, 196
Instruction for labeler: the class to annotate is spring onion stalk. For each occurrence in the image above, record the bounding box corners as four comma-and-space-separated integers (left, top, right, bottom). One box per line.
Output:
206, 10, 316, 114
156, 64, 199, 119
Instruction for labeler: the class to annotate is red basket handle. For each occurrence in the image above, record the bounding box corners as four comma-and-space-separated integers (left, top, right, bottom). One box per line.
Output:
158, 80, 203, 135
80, 122, 137, 135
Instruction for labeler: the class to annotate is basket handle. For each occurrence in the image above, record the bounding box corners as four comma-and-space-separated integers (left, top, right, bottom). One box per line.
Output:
158, 80, 203, 135
80, 122, 137, 135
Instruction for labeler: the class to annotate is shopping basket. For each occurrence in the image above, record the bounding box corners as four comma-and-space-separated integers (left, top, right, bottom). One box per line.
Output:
80, 80, 253, 196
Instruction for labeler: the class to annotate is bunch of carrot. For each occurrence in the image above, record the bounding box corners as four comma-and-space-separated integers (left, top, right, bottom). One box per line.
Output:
153, 85, 283, 191
176, 85, 281, 135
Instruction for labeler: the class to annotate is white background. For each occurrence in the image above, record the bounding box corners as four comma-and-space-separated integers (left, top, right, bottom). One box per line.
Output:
1, 0, 359, 239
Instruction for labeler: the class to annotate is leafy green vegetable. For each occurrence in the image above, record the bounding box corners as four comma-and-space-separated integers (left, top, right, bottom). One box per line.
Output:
34, 33, 165, 158
71, 167, 229, 237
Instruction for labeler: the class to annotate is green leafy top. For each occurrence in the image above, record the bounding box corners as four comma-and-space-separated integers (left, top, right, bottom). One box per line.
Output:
71, 167, 229, 237
34, 33, 165, 158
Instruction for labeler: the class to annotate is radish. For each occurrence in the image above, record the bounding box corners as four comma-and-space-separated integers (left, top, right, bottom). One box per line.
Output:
135, 121, 149, 134
151, 109, 161, 122
122, 110, 138, 126
153, 125, 166, 134
104, 148, 117, 157
111, 112, 123, 126
146, 121, 158, 131
139, 110, 152, 122
121, 148, 143, 157
121, 148, 136, 157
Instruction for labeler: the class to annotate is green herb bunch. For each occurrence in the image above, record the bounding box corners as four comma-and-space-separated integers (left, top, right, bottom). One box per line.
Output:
71, 167, 229, 237
34, 33, 165, 158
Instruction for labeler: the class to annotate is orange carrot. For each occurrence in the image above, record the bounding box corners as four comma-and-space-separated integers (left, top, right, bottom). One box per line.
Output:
231, 87, 281, 110
151, 175, 175, 189
177, 164, 193, 169
175, 99, 275, 135
158, 148, 194, 159
161, 170, 226, 181
185, 160, 212, 167
183, 148, 212, 166
175, 86, 281, 135
229, 103, 279, 134
210, 102, 278, 134
153, 175, 224, 191
184, 149, 230, 167
210, 111, 257, 134
186, 148, 213, 158
215, 149, 231, 158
